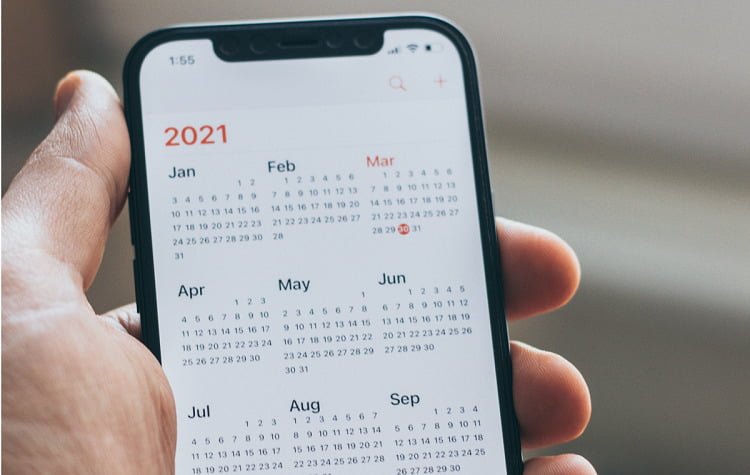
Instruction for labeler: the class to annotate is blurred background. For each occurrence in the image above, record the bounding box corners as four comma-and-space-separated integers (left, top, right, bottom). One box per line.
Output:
3, 1, 749, 473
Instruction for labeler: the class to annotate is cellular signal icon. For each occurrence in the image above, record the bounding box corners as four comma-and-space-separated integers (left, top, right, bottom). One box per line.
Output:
387, 46, 400, 55
406, 43, 419, 53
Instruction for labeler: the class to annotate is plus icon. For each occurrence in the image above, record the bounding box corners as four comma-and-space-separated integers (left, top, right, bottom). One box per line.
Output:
434, 75, 447, 88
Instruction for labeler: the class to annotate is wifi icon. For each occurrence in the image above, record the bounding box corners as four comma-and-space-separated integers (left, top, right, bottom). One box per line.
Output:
406, 43, 419, 53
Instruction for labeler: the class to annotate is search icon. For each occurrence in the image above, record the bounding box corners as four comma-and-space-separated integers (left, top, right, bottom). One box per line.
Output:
389, 75, 407, 91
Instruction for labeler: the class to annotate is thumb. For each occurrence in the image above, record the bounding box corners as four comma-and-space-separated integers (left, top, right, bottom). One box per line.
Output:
99, 302, 141, 339
2, 70, 130, 290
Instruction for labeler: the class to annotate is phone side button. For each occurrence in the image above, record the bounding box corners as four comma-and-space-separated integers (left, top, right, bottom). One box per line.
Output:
127, 195, 136, 245
132, 258, 140, 313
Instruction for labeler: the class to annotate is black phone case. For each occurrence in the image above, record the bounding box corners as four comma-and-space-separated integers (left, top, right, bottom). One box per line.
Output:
123, 14, 522, 474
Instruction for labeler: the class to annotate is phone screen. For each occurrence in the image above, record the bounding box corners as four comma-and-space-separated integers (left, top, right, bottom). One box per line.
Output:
136, 26, 510, 474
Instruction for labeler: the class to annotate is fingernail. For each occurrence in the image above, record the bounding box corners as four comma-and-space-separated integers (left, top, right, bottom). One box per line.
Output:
54, 72, 82, 118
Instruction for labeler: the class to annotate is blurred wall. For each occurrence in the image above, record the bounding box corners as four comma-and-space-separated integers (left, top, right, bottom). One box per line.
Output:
3, 1, 749, 473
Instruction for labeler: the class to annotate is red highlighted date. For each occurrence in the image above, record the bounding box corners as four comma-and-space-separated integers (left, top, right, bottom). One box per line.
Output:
164, 124, 227, 146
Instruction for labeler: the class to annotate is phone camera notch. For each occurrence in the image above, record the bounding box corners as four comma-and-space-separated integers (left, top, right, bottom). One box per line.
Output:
213, 26, 383, 61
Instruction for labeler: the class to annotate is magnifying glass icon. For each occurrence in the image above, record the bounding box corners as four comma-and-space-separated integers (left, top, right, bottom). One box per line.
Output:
389, 75, 407, 91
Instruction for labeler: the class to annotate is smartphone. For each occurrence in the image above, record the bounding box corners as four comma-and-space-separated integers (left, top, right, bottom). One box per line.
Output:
124, 14, 521, 474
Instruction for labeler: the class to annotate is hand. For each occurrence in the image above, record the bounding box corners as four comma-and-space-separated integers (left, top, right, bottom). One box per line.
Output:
2, 71, 593, 474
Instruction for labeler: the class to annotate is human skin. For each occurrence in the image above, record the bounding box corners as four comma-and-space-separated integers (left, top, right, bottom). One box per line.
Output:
1, 71, 594, 474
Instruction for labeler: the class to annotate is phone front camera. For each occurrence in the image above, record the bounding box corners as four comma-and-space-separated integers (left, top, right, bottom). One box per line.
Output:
250, 37, 270, 54
219, 37, 240, 56
353, 32, 375, 49
325, 33, 343, 49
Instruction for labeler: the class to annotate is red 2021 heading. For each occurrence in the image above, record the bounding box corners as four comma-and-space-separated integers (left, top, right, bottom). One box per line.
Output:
164, 124, 227, 146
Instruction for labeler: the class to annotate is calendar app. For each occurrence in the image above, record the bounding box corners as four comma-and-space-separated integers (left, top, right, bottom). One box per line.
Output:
138, 28, 508, 474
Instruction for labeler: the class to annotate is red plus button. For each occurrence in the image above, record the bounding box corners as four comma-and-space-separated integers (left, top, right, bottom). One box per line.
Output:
434, 75, 447, 87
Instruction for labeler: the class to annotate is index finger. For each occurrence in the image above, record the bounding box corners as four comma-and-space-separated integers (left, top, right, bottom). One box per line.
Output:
496, 218, 581, 320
